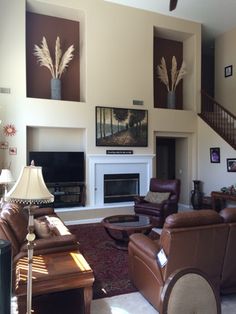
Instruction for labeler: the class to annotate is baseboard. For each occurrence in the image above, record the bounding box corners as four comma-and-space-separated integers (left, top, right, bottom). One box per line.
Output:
179, 203, 192, 211
65, 218, 103, 226
62, 204, 191, 226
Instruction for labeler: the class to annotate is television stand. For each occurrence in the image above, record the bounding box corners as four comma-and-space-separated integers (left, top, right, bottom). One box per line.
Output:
49, 182, 86, 208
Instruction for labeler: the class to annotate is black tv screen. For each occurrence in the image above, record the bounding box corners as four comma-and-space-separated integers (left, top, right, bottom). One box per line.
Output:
29, 151, 85, 184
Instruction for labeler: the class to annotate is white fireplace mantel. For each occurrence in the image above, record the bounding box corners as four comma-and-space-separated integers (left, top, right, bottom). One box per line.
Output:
88, 154, 154, 207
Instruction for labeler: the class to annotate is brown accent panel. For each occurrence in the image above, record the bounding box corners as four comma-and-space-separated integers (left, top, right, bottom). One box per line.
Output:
26, 12, 80, 102
153, 37, 183, 109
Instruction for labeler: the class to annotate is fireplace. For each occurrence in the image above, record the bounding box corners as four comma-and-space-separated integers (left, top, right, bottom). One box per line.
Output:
88, 154, 154, 207
104, 173, 139, 203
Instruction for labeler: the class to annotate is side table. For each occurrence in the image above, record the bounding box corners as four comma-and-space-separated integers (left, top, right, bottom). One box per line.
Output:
211, 191, 236, 211
15, 250, 94, 314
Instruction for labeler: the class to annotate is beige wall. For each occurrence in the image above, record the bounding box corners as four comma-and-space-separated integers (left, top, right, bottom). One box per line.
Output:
1, 0, 203, 220
198, 117, 236, 196
215, 27, 236, 115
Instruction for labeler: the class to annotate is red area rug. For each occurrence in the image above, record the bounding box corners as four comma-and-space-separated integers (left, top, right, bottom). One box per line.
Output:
69, 223, 138, 299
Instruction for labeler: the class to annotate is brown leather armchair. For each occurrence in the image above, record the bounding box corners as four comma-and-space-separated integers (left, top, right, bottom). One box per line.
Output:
128, 210, 228, 313
219, 207, 236, 294
134, 178, 180, 227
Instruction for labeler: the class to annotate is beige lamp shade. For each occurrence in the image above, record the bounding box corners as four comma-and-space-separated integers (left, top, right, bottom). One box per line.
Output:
6, 164, 54, 204
0, 169, 14, 184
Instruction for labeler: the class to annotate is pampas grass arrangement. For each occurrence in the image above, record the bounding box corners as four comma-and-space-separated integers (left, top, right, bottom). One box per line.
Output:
157, 56, 186, 92
34, 36, 74, 79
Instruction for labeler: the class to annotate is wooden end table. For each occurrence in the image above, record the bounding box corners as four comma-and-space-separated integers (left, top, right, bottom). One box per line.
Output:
211, 191, 236, 211
15, 250, 94, 314
102, 214, 153, 250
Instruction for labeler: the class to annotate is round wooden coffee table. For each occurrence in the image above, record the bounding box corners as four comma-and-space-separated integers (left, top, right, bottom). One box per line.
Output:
101, 214, 153, 250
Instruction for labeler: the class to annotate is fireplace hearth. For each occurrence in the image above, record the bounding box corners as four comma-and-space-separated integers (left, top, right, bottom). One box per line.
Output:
104, 173, 139, 203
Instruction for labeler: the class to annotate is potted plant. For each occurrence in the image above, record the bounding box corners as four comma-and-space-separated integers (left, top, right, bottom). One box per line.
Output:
157, 56, 187, 109
34, 36, 74, 100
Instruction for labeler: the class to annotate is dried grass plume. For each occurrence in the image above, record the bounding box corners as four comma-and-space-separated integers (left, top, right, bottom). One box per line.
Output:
157, 56, 186, 92
34, 36, 74, 79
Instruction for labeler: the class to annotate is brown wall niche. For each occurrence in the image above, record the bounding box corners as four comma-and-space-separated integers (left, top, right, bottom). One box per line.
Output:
26, 12, 80, 102
153, 37, 183, 109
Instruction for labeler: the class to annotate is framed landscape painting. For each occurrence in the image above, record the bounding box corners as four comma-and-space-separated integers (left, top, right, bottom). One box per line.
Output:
96, 106, 148, 147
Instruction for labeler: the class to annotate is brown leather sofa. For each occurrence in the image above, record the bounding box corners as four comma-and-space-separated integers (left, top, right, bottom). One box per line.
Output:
0, 202, 79, 264
219, 207, 236, 294
128, 209, 228, 313
134, 178, 181, 227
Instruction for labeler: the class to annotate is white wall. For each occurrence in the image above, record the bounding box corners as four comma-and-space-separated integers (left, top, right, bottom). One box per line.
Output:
198, 117, 236, 196
215, 27, 236, 115
27, 127, 86, 153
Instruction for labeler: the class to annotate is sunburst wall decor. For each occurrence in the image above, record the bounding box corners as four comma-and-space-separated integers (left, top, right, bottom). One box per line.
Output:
3, 124, 17, 136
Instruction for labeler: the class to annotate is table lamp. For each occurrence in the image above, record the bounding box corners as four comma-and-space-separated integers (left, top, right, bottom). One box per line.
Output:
6, 161, 54, 314
0, 169, 14, 203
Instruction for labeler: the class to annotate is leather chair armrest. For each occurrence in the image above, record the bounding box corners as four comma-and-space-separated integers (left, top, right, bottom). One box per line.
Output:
128, 233, 164, 288
129, 233, 160, 259
162, 199, 178, 210
134, 195, 147, 205
162, 198, 175, 205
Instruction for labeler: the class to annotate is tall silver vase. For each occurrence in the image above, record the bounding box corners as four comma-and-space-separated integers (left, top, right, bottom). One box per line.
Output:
51, 78, 61, 100
167, 91, 175, 109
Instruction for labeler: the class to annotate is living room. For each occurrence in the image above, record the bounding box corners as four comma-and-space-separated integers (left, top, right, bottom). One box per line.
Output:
1, 0, 235, 224
1, 0, 236, 312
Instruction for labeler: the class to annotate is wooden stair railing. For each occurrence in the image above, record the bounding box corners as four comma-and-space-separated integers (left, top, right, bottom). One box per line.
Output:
199, 90, 236, 150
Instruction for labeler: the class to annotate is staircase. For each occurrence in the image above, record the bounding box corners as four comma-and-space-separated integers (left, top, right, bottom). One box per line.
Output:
199, 90, 236, 150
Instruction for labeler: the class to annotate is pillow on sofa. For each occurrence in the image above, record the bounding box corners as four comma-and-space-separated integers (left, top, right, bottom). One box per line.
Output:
144, 191, 170, 203
45, 216, 71, 236
34, 217, 53, 239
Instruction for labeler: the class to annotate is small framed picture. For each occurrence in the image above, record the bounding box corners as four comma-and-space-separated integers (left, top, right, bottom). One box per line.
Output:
0, 141, 9, 149
210, 147, 220, 163
9, 147, 17, 155
227, 158, 236, 172
225, 65, 233, 77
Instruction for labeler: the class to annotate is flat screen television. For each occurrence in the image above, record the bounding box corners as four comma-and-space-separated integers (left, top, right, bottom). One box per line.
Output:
29, 151, 85, 184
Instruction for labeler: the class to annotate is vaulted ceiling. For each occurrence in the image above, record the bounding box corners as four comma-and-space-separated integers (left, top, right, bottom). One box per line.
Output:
106, 0, 236, 46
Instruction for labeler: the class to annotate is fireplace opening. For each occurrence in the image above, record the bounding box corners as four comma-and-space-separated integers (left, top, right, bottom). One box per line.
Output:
104, 173, 139, 203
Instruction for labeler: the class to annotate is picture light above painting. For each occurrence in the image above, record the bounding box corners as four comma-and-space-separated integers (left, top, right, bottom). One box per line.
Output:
96, 106, 148, 147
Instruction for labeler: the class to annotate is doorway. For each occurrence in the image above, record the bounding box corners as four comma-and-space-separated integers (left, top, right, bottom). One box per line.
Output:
156, 137, 176, 180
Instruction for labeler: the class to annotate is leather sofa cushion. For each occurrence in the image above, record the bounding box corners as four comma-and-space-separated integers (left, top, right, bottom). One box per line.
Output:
144, 191, 170, 203
219, 208, 236, 223
164, 210, 224, 229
